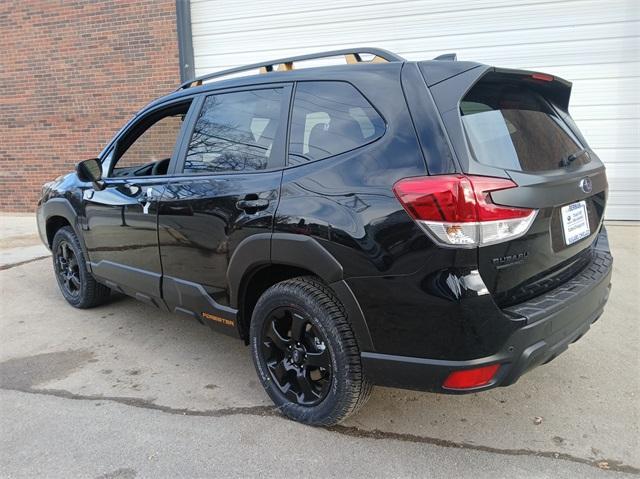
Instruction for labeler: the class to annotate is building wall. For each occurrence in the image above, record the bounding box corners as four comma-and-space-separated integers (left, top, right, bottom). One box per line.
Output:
189, 0, 639, 220
0, 0, 181, 211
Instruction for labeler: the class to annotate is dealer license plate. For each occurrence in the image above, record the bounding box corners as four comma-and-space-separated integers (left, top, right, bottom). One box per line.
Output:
561, 200, 590, 245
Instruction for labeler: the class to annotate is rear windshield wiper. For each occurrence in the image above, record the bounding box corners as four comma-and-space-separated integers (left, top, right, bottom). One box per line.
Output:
560, 148, 589, 167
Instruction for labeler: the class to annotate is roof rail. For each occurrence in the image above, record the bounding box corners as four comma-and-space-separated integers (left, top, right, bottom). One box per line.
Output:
177, 47, 405, 90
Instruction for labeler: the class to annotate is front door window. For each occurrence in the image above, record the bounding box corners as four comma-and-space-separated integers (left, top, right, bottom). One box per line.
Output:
109, 102, 192, 177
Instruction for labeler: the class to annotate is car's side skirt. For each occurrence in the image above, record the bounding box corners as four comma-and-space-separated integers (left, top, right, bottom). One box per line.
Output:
163, 275, 239, 337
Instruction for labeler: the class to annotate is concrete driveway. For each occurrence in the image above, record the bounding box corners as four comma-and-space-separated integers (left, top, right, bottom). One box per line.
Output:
0, 215, 638, 478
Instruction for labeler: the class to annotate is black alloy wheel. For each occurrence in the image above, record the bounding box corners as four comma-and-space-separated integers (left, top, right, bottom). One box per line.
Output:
51, 226, 111, 308
55, 240, 81, 298
261, 306, 332, 406
250, 276, 372, 426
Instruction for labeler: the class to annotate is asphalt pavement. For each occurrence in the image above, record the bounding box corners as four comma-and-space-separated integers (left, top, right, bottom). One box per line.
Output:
0, 215, 638, 478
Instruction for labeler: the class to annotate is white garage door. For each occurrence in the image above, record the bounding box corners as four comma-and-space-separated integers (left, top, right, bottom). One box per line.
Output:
190, 0, 639, 220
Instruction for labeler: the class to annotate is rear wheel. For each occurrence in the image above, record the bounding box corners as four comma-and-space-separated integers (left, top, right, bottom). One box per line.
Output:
52, 226, 110, 308
250, 276, 371, 425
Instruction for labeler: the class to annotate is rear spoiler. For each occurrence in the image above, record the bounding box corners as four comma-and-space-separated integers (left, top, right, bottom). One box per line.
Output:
492, 67, 573, 111
419, 62, 572, 111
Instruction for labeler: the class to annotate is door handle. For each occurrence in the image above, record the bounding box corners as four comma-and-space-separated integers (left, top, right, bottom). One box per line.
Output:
163, 204, 194, 216
236, 198, 269, 212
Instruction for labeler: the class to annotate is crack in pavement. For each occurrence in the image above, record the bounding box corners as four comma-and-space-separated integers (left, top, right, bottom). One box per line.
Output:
1, 386, 277, 418
329, 425, 640, 476
0, 255, 50, 271
2, 385, 637, 475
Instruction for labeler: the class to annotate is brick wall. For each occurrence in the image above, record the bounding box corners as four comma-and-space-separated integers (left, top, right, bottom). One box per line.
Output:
0, 0, 181, 211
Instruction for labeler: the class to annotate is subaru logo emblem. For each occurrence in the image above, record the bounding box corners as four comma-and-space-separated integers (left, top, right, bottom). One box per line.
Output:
579, 177, 592, 194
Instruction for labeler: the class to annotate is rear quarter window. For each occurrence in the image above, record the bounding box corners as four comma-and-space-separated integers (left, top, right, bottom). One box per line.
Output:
288, 81, 385, 164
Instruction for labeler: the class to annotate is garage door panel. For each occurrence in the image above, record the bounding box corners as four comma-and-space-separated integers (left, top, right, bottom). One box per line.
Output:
191, 0, 640, 219
603, 163, 640, 192
190, 0, 595, 25
592, 149, 640, 166
194, 24, 638, 75
194, 38, 637, 73
576, 119, 638, 149
522, 62, 640, 81
406, 38, 638, 70
571, 104, 640, 121
194, 37, 638, 75
606, 191, 640, 220
607, 190, 640, 205
606, 204, 640, 220
570, 78, 640, 106
191, 0, 635, 41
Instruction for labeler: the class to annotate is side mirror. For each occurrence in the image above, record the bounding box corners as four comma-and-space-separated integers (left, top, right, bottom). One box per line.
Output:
76, 158, 105, 190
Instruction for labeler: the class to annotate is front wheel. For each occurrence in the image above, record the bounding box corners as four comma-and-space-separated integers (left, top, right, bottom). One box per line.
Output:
250, 276, 371, 426
52, 226, 111, 309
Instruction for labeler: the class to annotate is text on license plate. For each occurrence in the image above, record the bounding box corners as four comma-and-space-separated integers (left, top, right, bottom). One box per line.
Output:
561, 200, 590, 245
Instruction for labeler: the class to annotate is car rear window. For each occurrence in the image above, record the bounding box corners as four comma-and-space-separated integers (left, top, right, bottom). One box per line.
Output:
288, 81, 385, 164
460, 81, 586, 172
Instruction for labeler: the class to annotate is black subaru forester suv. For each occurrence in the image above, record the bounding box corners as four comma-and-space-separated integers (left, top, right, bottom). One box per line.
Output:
37, 48, 613, 425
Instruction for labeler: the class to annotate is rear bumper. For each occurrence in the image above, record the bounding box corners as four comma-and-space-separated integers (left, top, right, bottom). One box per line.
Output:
361, 230, 613, 393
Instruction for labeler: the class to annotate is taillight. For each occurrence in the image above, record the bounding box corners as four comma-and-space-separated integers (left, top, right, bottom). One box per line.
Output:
393, 175, 537, 247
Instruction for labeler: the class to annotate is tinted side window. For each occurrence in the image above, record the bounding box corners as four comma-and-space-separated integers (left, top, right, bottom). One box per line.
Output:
289, 82, 385, 164
185, 88, 284, 173
116, 116, 184, 170
109, 101, 191, 177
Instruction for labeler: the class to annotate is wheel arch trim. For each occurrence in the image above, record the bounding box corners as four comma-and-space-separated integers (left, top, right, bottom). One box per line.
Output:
40, 198, 90, 260
228, 233, 343, 307
228, 233, 374, 351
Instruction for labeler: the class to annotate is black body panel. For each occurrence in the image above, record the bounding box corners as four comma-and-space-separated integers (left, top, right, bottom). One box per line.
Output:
274, 64, 431, 279
82, 177, 167, 303
363, 229, 612, 392
157, 171, 282, 324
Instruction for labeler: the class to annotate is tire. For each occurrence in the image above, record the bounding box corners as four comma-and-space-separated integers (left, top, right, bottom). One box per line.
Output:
250, 276, 372, 426
51, 226, 111, 309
